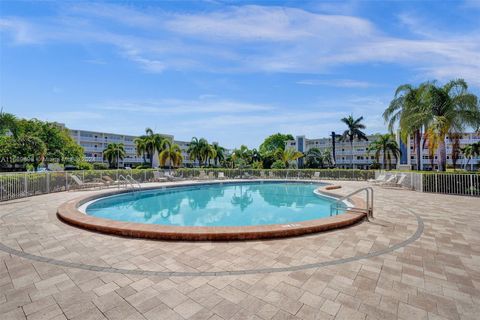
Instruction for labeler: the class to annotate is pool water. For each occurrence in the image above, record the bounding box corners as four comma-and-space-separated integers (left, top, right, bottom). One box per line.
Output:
85, 182, 342, 227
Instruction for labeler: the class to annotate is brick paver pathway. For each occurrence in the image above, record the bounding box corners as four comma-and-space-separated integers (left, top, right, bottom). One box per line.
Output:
1, 181, 479, 319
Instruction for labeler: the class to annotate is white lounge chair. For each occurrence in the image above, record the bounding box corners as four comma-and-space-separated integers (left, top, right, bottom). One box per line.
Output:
268, 171, 275, 179
376, 174, 397, 186
313, 172, 321, 180
208, 172, 215, 179
165, 171, 183, 181
218, 172, 226, 180
70, 174, 104, 190
197, 171, 207, 180
383, 174, 407, 188
153, 171, 168, 182
369, 173, 386, 183
260, 171, 266, 179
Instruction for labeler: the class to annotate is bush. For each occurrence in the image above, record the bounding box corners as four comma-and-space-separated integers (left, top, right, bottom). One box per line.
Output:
271, 160, 286, 169
93, 162, 109, 170
369, 162, 381, 170
76, 161, 93, 170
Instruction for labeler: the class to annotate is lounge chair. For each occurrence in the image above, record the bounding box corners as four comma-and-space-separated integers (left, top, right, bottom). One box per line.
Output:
313, 172, 321, 180
260, 171, 266, 179
197, 171, 208, 180
369, 173, 386, 183
101, 175, 123, 187
376, 174, 397, 186
382, 174, 407, 188
164, 171, 183, 181
70, 174, 104, 190
268, 171, 275, 179
218, 172, 226, 180
208, 172, 215, 179
153, 171, 168, 182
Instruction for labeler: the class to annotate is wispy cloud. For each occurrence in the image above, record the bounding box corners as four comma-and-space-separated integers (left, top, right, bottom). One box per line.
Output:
297, 79, 378, 88
1, 2, 479, 85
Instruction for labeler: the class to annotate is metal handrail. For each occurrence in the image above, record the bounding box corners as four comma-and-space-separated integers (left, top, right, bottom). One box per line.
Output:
118, 175, 141, 192
329, 187, 374, 221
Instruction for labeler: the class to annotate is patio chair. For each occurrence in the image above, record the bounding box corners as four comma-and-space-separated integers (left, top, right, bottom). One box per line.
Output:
375, 174, 397, 186
382, 174, 407, 188
208, 172, 215, 179
164, 171, 184, 181
70, 174, 104, 190
153, 171, 168, 182
101, 175, 123, 187
197, 171, 208, 180
313, 172, 321, 180
268, 171, 275, 179
260, 171, 266, 179
369, 173, 386, 183
218, 172, 226, 180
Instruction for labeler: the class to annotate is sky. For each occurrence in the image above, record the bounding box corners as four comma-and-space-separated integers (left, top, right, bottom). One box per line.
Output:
1, 0, 480, 148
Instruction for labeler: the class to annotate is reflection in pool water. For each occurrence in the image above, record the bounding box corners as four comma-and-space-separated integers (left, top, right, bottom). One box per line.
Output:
85, 182, 340, 227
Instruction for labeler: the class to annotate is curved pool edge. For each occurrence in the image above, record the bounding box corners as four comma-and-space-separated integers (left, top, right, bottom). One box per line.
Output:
57, 180, 367, 241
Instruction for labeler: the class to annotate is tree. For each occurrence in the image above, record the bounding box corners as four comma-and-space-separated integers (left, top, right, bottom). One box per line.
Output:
422, 79, 479, 171
159, 141, 183, 171
449, 133, 462, 170
231, 145, 252, 166
304, 148, 333, 169
275, 148, 303, 168
339, 115, 368, 169
461, 142, 480, 171
134, 136, 148, 164
384, 83, 429, 171
16, 135, 46, 171
103, 143, 126, 169
367, 134, 401, 170
0, 109, 18, 136
259, 133, 294, 155
211, 143, 225, 167
187, 137, 210, 167
144, 128, 167, 168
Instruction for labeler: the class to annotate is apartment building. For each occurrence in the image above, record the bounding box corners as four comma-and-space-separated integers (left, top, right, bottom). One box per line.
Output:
69, 129, 194, 167
286, 132, 480, 170
403, 132, 480, 171
286, 134, 383, 169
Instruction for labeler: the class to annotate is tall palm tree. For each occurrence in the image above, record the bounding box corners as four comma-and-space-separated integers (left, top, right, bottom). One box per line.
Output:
422, 79, 479, 171
134, 136, 148, 164
367, 134, 401, 170
339, 115, 368, 169
202, 143, 216, 166
144, 128, 167, 168
159, 140, 183, 171
103, 143, 126, 168
187, 137, 210, 167
211, 143, 225, 167
304, 148, 333, 169
384, 84, 430, 171
275, 148, 303, 168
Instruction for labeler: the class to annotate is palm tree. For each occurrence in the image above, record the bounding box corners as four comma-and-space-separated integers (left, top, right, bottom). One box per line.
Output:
0, 109, 18, 137
159, 140, 183, 171
367, 134, 401, 170
103, 143, 126, 168
304, 148, 333, 168
202, 143, 216, 166
275, 148, 303, 168
17, 135, 46, 171
461, 142, 480, 171
187, 137, 210, 167
134, 136, 148, 164
211, 143, 225, 167
384, 84, 430, 171
231, 145, 252, 162
339, 115, 368, 169
422, 79, 479, 171
144, 128, 167, 168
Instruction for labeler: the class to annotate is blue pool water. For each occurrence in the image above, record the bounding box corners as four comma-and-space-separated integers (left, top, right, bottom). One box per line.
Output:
85, 182, 342, 227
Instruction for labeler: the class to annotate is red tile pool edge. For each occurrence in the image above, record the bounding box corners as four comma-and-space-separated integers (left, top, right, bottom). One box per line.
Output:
57, 184, 367, 241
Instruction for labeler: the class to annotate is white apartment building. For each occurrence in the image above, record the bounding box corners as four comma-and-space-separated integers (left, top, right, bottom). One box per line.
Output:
286, 132, 480, 170
286, 135, 383, 169
69, 129, 196, 168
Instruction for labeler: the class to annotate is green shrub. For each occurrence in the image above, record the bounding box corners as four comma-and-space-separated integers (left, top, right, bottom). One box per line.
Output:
76, 161, 93, 170
271, 160, 286, 169
93, 162, 109, 170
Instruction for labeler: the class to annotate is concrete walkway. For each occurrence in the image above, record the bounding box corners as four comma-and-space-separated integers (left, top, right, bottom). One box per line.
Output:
1, 181, 479, 319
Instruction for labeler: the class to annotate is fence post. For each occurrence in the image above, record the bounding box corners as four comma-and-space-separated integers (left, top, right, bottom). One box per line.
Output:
471, 175, 474, 196
24, 173, 28, 198
46, 172, 50, 193
65, 172, 68, 191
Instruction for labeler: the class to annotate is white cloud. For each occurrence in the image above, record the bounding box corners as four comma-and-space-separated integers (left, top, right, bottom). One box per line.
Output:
297, 79, 377, 88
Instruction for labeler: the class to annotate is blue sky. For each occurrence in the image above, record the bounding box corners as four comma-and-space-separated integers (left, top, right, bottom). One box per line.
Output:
1, 0, 479, 148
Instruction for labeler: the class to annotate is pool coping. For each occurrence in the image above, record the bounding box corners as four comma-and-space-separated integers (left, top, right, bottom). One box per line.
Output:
57, 180, 367, 241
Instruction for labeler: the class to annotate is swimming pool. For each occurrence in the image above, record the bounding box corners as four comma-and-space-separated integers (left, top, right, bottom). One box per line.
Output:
83, 182, 341, 227
58, 181, 366, 240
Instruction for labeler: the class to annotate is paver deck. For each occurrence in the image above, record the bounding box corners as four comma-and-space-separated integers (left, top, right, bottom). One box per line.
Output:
1, 180, 479, 319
